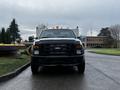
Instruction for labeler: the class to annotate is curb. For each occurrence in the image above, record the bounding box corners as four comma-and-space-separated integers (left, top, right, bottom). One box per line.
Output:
0, 62, 30, 82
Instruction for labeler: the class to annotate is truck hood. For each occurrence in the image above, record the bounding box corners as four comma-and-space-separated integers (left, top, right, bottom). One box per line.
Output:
34, 38, 81, 44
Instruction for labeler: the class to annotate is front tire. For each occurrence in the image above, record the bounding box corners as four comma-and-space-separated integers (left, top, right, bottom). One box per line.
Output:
77, 60, 85, 74
31, 64, 39, 74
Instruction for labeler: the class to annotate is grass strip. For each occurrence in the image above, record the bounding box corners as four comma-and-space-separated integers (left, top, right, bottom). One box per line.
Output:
89, 48, 120, 56
0, 54, 30, 76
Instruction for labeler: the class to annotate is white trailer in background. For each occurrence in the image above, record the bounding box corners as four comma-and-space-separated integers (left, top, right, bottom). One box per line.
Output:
36, 24, 48, 38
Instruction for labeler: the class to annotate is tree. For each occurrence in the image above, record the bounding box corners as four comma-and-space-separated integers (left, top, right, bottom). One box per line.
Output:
1, 28, 6, 43
98, 27, 111, 36
0, 19, 21, 44
5, 28, 12, 44
98, 27, 114, 47
28, 36, 34, 42
0, 31, 1, 43
109, 25, 120, 48
8, 19, 20, 43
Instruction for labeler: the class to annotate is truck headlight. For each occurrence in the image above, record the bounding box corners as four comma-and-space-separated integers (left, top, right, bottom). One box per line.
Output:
76, 50, 82, 54
34, 50, 39, 55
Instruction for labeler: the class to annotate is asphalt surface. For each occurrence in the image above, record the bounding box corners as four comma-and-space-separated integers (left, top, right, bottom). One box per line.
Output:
0, 51, 120, 90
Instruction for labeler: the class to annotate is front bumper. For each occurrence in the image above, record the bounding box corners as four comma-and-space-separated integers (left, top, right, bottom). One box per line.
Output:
31, 55, 85, 66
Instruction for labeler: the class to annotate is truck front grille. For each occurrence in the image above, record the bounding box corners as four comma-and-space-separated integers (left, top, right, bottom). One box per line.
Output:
39, 44, 75, 56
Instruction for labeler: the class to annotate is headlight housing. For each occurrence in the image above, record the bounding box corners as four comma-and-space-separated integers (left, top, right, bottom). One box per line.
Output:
75, 44, 84, 55
32, 44, 40, 55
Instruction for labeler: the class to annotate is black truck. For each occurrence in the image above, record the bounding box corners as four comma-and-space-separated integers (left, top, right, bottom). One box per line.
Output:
31, 29, 85, 74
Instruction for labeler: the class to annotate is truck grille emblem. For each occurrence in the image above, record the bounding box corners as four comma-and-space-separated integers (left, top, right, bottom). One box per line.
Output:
54, 47, 61, 50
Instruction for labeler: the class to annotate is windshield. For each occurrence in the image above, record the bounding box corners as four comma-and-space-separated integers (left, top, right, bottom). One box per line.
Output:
39, 29, 76, 38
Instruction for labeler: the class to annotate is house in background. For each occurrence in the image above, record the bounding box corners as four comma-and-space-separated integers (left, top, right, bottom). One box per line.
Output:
80, 36, 108, 48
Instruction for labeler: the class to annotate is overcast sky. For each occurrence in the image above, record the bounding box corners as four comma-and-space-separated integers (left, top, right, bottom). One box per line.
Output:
0, 0, 120, 40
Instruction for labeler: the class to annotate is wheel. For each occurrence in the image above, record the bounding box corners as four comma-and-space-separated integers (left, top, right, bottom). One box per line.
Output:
77, 60, 85, 74
31, 64, 39, 74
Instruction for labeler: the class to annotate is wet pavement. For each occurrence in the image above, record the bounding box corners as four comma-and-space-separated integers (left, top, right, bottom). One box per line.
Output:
0, 51, 120, 90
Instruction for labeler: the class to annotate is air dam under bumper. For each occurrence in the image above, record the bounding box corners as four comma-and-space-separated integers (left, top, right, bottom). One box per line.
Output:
31, 55, 84, 66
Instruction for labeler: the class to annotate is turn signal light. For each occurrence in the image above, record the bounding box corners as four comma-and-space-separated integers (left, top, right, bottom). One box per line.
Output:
33, 45, 39, 49
75, 44, 82, 49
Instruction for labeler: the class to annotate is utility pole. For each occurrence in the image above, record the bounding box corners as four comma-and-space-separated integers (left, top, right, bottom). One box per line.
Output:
90, 27, 93, 36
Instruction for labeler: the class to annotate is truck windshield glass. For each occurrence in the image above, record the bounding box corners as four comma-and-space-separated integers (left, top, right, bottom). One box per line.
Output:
39, 29, 76, 38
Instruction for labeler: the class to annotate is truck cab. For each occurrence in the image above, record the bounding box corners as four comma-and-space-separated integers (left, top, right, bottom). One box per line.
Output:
31, 29, 85, 74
